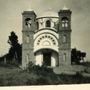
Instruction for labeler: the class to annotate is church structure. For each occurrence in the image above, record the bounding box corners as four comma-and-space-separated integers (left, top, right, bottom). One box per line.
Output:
22, 8, 72, 69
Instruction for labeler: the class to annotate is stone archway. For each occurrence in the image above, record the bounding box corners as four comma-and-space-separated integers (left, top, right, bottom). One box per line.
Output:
35, 49, 59, 67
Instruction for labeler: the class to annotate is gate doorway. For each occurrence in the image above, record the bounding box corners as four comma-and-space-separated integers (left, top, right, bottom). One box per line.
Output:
43, 52, 51, 66
35, 49, 59, 67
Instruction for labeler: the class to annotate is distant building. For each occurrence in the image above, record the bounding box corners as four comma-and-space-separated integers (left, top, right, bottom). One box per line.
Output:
22, 8, 72, 69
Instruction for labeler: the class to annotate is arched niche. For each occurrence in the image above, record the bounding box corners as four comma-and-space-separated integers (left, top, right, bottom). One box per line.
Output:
61, 17, 69, 28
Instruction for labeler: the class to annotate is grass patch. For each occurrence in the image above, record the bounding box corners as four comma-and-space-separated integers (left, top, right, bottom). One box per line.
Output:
0, 63, 90, 86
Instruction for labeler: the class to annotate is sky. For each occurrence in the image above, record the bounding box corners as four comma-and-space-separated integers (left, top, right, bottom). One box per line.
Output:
0, 0, 90, 60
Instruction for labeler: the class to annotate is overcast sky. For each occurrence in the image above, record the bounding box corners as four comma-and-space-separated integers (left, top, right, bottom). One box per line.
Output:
0, 0, 90, 60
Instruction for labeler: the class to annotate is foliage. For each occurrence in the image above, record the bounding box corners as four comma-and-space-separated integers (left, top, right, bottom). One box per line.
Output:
0, 62, 61, 85
8, 31, 22, 64
25, 62, 61, 85
6, 31, 22, 64
71, 48, 86, 64
0, 31, 22, 65
0, 63, 90, 86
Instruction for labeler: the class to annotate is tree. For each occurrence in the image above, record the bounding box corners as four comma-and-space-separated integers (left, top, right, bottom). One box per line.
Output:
8, 31, 22, 64
71, 48, 86, 64
71, 48, 77, 63
8, 31, 18, 46
76, 50, 82, 63
81, 52, 86, 62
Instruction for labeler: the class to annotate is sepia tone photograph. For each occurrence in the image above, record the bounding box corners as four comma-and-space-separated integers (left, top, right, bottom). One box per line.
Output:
0, 0, 90, 86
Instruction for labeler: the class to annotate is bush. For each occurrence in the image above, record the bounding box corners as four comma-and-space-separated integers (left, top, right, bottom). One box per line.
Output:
25, 62, 61, 85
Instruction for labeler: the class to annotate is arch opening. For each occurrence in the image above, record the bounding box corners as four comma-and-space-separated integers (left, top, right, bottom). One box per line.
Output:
46, 20, 51, 27
61, 17, 69, 28
25, 18, 31, 27
36, 21, 39, 29
35, 49, 59, 67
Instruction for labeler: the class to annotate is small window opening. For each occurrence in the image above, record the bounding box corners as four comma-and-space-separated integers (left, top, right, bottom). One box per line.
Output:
61, 17, 69, 28
46, 20, 51, 27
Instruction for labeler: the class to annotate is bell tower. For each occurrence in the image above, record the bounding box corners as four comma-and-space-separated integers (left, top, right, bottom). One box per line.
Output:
58, 8, 72, 65
22, 10, 37, 68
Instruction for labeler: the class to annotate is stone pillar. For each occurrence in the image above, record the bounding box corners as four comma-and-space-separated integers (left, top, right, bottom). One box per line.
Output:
35, 51, 43, 66
51, 52, 56, 67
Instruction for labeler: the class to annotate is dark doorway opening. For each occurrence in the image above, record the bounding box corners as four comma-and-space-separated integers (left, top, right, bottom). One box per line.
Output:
43, 52, 51, 66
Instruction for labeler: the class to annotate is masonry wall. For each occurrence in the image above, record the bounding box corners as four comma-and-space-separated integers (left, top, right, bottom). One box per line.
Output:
22, 11, 36, 68
22, 10, 72, 68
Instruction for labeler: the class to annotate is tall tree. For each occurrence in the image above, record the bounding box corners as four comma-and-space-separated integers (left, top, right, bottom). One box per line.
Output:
8, 31, 22, 64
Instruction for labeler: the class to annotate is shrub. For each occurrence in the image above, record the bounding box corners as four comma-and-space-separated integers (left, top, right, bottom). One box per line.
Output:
25, 62, 61, 85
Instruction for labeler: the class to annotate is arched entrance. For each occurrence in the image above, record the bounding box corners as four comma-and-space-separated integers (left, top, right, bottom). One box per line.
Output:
35, 49, 59, 67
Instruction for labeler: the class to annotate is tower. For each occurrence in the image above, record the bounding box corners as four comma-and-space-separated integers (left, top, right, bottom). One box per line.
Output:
22, 10, 37, 68
58, 8, 72, 65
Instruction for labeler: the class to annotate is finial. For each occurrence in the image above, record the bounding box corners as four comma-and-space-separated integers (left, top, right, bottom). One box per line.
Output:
26, 5, 34, 11
62, 5, 69, 10
26, 8, 33, 11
